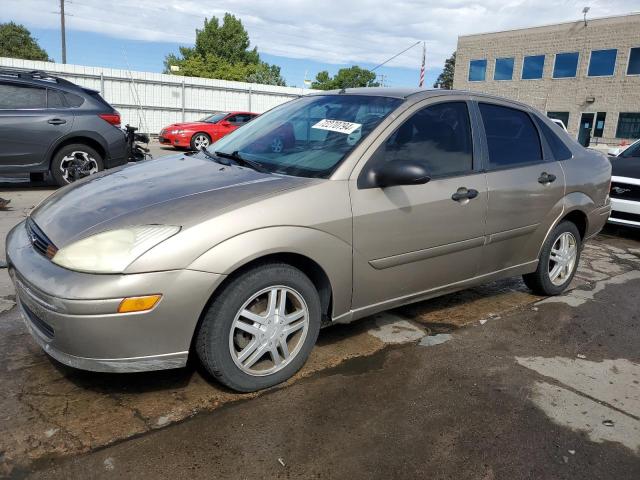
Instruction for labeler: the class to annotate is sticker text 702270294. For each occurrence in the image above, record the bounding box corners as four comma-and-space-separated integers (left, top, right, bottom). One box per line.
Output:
312, 119, 362, 135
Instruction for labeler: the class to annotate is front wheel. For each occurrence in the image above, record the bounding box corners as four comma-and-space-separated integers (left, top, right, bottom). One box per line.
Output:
51, 144, 104, 186
190, 132, 211, 151
523, 221, 581, 296
196, 263, 321, 392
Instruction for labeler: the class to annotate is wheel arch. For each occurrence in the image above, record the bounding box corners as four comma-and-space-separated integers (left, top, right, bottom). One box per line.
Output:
48, 135, 107, 169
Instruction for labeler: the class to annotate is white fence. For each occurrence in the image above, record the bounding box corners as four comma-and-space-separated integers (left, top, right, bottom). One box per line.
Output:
0, 57, 315, 134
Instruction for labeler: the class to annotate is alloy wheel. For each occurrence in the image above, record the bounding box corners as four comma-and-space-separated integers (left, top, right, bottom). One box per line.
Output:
270, 136, 284, 153
229, 286, 309, 376
193, 134, 210, 150
548, 231, 578, 286
59, 151, 99, 183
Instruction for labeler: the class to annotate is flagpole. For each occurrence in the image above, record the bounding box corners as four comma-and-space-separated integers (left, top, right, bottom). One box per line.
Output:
419, 41, 426, 88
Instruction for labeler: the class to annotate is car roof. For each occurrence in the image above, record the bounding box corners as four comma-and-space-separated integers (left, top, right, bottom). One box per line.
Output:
307, 87, 536, 109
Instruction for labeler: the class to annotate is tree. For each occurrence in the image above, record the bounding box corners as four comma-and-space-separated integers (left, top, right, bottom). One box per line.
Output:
164, 13, 285, 86
433, 51, 456, 89
0, 22, 51, 61
311, 66, 380, 90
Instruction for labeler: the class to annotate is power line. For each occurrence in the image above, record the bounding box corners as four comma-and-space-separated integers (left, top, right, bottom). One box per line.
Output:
371, 41, 421, 72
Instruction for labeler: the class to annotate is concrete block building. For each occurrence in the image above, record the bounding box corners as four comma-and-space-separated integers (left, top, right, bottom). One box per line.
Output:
453, 13, 640, 147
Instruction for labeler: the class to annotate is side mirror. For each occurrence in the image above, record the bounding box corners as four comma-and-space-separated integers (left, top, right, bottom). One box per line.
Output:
219, 120, 232, 127
370, 160, 431, 188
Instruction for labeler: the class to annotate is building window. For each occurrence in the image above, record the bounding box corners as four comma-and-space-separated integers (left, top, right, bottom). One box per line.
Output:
616, 113, 640, 139
588, 49, 617, 77
522, 55, 545, 79
469, 59, 487, 81
628, 47, 640, 75
594, 112, 607, 138
553, 52, 579, 78
547, 112, 570, 129
494, 57, 514, 80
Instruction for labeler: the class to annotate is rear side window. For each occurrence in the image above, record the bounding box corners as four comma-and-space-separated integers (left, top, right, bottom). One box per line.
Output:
533, 116, 573, 161
366, 101, 473, 179
0, 83, 46, 109
479, 103, 542, 169
47, 89, 66, 108
63, 92, 84, 107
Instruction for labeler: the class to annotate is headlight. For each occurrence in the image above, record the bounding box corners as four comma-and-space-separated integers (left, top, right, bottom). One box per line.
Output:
170, 129, 184, 134
52, 225, 180, 273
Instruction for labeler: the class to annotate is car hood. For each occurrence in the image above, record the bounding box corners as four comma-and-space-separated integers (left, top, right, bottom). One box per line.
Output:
163, 122, 212, 130
31, 153, 313, 247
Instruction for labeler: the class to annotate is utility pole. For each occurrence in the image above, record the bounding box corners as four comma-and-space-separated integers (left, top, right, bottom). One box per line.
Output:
60, 0, 67, 63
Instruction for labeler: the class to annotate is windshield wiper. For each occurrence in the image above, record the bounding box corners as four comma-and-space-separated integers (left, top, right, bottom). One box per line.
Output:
200, 148, 231, 166
215, 150, 270, 174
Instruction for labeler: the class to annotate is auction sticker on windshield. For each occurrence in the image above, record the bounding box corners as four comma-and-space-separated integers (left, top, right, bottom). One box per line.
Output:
312, 119, 362, 135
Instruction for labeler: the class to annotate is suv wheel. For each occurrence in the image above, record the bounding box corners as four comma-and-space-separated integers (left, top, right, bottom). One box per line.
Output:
523, 220, 581, 296
196, 262, 321, 392
190, 132, 211, 150
51, 144, 103, 186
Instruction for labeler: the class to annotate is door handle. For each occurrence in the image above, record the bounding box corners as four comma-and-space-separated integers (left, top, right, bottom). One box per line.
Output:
538, 172, 556, 184
451, 187, 479, 202
47, 118, 66, 125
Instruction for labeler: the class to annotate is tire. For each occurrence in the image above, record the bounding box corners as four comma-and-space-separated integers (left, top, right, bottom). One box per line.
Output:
523, 220, 582, 296
196, 262, 321, 392
51, 144, 104, 187
190, 132, 211, 151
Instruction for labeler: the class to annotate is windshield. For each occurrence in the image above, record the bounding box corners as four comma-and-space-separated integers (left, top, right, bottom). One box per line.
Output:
200, 112, 229, 123
621, 139, 640, 158
208, 95, 402, 178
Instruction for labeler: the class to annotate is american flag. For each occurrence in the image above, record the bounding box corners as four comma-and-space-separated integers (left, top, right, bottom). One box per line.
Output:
418, 42, 426, 87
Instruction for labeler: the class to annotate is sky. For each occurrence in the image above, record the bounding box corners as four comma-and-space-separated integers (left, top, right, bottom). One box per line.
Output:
1, 0, 639, 88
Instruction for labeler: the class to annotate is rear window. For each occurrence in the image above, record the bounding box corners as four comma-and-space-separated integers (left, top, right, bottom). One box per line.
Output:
533, 116, 573, 161
47, 89, 66, 108
83, 89, 110, 108
0, 83, 46, 109
479, 103, 543, 170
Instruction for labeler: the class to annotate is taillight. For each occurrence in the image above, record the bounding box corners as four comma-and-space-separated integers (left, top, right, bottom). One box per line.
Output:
98, 112, 121, 128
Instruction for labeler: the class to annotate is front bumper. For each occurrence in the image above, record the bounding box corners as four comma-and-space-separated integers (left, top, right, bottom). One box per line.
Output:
159, 131, 191, 147
609, 198, 640, 228
6, 220, 224, 372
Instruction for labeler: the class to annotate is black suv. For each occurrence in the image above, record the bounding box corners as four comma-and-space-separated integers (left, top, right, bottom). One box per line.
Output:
0, 69, 128, 186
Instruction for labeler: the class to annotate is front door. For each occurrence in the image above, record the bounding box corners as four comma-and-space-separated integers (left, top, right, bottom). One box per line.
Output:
578, 113, 595, 147
474, 101, 565, 275
350, 99, 487, 312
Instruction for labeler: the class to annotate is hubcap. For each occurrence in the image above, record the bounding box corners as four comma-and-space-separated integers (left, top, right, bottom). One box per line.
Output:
229, 286, 309, 376
193, 134, 209, 150
548, 232, 578, 286
60, 151, 99, 183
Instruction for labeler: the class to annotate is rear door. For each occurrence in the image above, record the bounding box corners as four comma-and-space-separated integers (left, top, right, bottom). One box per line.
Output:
0, 82, 73, 171
474, 99, 565, 275
350, 97, 487, 311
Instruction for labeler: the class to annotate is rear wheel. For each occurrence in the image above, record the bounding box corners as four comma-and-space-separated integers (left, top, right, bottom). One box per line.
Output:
51, 144, 103, 186
523, 220, 581, 295
196, 262, 321, 392
190, 132, 211, 151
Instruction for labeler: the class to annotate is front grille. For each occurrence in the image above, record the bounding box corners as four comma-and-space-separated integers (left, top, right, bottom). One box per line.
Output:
610, 211, 640, 223
26, 218, 57, 258
610, 182, 640, 202
22, 302, 55, 339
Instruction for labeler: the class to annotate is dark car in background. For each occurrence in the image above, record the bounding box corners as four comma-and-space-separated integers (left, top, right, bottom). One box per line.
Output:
0, 69, 128, 186
159, 111, 258, 150
608, 139, 640, 228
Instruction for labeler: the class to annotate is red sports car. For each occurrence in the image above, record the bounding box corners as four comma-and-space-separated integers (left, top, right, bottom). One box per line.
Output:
159, 111, 258, 150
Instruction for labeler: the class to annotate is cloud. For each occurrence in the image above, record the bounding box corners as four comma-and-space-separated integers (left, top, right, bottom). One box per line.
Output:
1, 0, 638, 69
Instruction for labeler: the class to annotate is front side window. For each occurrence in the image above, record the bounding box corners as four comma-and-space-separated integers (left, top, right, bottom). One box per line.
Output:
469, 60, 487, 81
616, 113, 640, 139
522, 55, 545, 79
494, 58, 514, 80
362, 102, 473, 182
553, 52, 579, 78
0, 83, 46, 109
588, 49, 617, 76
479, 103, 542, 169
628, 47, 640, 75
211, 95, 402, 178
